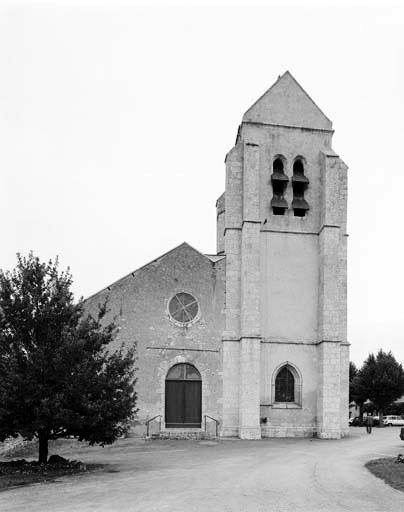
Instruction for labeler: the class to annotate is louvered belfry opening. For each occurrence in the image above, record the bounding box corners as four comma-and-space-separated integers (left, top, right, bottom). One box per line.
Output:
165, 363, 202, 428
271, 157, 289, 215
291, 159, 310, 217
275, 366, 295, 402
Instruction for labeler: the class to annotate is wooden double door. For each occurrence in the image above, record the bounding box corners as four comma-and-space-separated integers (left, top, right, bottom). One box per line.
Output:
165, 364, 202, 428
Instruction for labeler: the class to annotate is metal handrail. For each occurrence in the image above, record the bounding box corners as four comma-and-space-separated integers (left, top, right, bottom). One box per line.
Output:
204, 414, 219, 437
145, 414, 162, 437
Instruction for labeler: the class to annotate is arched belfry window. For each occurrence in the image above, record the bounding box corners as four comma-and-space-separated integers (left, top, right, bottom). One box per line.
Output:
272, 363, 302, 406
291, 158, 309, 217
271, 157, 288, 215
165, 364, 202, 428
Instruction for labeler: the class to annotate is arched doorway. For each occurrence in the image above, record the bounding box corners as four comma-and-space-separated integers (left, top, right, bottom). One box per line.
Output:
165, 363, 202, 428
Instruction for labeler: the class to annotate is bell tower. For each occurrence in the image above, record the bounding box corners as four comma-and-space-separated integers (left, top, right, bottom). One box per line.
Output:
219, 72, 349, 439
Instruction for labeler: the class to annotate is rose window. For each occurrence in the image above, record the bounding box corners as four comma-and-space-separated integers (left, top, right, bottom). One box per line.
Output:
168, 292, 199, 324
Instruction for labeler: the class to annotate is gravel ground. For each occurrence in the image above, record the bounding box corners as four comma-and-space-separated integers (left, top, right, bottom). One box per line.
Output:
2, 428, 404, 512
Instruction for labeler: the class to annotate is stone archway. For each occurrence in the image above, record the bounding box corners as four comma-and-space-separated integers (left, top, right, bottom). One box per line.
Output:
165, 363, 202, 428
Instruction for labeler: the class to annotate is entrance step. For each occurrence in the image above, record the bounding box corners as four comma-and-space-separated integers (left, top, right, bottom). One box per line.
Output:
149, 430, 216, 440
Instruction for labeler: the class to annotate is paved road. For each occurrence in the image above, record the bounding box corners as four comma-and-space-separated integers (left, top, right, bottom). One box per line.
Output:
2, 428, 404, 511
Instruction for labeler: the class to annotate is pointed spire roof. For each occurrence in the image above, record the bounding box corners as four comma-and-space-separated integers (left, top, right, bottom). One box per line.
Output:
242, 71, 332, 131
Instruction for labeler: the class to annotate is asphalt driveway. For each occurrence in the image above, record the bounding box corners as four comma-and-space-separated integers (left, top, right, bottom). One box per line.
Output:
2, 428, 404, 511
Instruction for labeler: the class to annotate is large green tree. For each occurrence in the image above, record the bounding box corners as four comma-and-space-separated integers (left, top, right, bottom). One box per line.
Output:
0, 253, 137, 464
358, 349, 404, 423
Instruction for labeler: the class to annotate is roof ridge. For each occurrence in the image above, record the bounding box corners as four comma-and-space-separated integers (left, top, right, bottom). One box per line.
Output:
84, 242, 216, 301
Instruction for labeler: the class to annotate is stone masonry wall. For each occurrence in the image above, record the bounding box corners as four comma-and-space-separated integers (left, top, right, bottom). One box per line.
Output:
84, 243, 225, 436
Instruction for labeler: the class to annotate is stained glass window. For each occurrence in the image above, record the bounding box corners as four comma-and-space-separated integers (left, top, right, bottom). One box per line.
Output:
275, 366, 295, 402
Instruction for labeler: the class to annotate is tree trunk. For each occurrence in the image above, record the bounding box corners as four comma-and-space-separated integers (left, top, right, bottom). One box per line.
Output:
359, 403, 364, 424
378, 409, 384, 427
38, 431, 49, 464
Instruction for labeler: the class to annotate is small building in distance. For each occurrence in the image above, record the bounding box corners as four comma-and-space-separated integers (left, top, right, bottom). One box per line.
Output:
85, 71, 349, 439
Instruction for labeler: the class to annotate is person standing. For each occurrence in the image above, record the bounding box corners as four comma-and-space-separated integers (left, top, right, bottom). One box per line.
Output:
366, 415, 374, 434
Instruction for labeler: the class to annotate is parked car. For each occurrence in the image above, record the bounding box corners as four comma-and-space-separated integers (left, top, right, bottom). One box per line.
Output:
383, 415, 404, 427
349, 416, 380, 427
349, 417, 363, 427
371, 416, 380, 426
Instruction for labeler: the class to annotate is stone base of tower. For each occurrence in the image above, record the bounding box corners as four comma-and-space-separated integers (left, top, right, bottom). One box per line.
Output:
239, 427, 261, 440
316, 429, 343, 440
260, 426, 348, 439
220, 428, 261, 439
238, 337, 261, 440
220, 426, 348, 439
261, 426, 315, 438
220, 427, 239, 438
316, 342, 348, 440
221, 338, 241, 439
340, 427, 350, 438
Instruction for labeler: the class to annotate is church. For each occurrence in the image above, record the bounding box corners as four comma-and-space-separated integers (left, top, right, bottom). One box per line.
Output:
85, 71, 349, 440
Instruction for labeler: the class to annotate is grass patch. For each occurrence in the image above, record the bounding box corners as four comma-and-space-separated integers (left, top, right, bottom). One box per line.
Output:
0, 439, 107, 491
366, 457, 404, 493
2, 439, 39, 460
3, 438, 95, 460
0, 459, 104, 491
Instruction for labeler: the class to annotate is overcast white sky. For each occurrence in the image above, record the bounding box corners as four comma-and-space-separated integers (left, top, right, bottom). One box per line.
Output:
1, 0, 403, 367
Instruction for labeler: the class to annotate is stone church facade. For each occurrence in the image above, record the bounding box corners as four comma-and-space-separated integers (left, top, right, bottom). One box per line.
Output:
85, 72, 349, 440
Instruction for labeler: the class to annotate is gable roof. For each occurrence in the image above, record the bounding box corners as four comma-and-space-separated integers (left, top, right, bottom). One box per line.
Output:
242, 71, 333, 131
204, 254, 225, 263
85, 242, 224, 302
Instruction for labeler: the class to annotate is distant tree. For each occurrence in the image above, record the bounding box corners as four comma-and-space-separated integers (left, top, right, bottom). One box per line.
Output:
358, 350, 404, 424
349, 362, 358, 403
350, 365, 368, 423
362, 401, 376, 415
385, 401, 404, 416
0, 253, 137, 464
